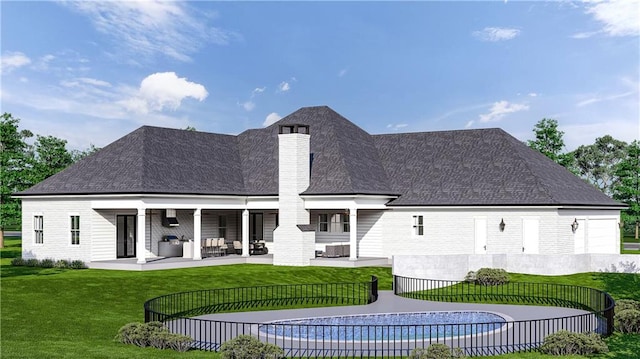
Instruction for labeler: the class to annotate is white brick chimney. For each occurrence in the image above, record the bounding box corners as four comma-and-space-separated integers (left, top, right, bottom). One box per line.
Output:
272, 124, 316, 266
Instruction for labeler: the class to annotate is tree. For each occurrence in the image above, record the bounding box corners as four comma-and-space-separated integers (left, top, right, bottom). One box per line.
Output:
527, 118, 572, 167
0, 113, 33, 248
571, 135, 628, 197
31, 135, 74, 184
71, 144, 100, 162
614, 140, 640, 239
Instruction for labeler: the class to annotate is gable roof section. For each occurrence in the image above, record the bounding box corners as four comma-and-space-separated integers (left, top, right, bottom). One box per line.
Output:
374, 128, 622, 207
19, 126, 245, 196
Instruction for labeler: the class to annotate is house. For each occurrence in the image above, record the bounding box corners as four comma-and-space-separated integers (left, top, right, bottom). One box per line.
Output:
16, 106, 624, 267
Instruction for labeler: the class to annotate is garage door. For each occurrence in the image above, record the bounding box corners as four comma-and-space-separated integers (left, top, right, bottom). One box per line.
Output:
588, 219, 617, 254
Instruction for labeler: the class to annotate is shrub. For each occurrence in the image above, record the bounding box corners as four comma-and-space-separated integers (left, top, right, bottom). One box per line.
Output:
115, 322, 168, 347
616, 299, 640, 312
69, 260, 87, 269
40, 258, 55, 268
10, 257, 25, 266
539, 330, 608, 356
54, 259, 70, 268
409, 343, 466, 359
220, 335, 284, 359
116, 322, 150, 347
463, 271, 476, 283
8, 257, 86, 269
24, 258, 40, 267
148, 331, 191, 351
116, 322, 192, 352
164, 333, 193, 352
615, 309, 640, 334
474, 268, 509, 286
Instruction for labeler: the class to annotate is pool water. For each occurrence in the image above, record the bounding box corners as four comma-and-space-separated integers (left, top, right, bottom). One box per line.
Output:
259, 311, 506, 341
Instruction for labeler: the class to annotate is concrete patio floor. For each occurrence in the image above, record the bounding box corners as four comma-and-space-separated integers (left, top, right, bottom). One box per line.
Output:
88, 254, 390, 270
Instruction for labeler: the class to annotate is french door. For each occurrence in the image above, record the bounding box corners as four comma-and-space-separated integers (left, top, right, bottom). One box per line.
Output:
250, 213, 263, 241
116, 215, 136, 258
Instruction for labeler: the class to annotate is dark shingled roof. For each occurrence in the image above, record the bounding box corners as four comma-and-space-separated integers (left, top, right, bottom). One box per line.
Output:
20, 126, 245, 195
374, 128, 622, 207
18, 106, 623, 208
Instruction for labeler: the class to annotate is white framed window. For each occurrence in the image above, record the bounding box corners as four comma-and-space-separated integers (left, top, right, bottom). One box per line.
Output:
70, 215, 80, 245
318, 214, 328, 232
413, 215, 424, 236
342, 213, 350, 233
330, 214, 342, 232
318, 213, 349, 233
34, 215, 44, 244
218, 215, 227, 239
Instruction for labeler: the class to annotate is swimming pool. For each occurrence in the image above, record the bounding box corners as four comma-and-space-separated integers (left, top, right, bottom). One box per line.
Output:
259, 311, 508, 341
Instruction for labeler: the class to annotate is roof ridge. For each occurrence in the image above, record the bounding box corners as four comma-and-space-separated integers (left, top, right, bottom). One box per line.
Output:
329, 111, 357, 192
139, 127, 150, 191
502, 130, 556, 203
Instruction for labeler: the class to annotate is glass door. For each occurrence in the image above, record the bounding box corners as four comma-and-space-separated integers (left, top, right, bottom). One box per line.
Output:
249, 213, 263, 241
117, 215, 136, 258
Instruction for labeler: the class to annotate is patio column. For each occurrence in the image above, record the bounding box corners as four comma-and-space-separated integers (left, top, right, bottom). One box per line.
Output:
193, 208, 202, 260
242, 209, 250, 257
136, 207, 146, 264
349, 207, 357, 260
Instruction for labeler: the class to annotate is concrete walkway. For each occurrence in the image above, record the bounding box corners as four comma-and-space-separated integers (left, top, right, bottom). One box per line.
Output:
199, 290, 586, 323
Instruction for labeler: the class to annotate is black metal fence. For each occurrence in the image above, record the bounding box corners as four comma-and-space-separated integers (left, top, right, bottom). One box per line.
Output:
143, 275, 614, 357
393, 275, 615, 355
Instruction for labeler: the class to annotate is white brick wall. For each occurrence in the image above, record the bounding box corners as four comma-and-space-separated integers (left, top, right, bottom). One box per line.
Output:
22, 198, 93, 262
376, 208, 620, 259
273, 132, 315, 265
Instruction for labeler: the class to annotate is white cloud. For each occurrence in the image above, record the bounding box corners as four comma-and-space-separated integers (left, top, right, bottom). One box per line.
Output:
239, 100, 255, 112
479, 101, 529, 123
61, 77, 112, 88
263, 112, 282, 126
338, 69, 348, 77
278, 81, 290, 92
465, 120, 475, 128
62, 1, 238, 62
121, 72, 208, 114
472, 27, 521, 42
576, 91, 635, 107
252, 87, 266, 95
571, 31, 600, 39
528, 92, 538, 97
1, 51, 31, 74
584, 0, 640, 37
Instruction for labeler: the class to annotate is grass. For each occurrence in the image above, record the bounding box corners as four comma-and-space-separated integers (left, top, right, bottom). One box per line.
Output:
2, 236, 639, 359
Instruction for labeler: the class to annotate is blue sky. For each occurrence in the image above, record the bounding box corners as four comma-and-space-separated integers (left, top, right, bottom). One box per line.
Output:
1, 1, 638, 151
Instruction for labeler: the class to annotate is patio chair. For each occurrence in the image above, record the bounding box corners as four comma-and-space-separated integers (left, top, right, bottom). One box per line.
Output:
217, 238, 228, 256
203, 238, 216, 257
233, 241, 242, 255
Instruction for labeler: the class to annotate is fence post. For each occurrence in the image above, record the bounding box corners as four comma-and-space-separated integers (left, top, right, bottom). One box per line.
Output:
605, 295, 615, 336
393, 275, 398, 295
370, 275, 378, 303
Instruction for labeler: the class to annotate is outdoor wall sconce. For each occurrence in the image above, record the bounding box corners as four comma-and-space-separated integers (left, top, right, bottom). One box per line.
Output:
499, 218, 506, 232
571, 218, 579, 233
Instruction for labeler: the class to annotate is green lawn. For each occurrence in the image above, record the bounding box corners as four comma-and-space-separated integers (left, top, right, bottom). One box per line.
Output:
620, 235, 639, 254
1, 236, 639, 359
